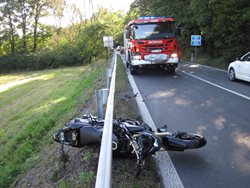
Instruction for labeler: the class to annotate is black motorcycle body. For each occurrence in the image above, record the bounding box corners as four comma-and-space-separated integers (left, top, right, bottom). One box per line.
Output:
53, 115, 206, 176
53, 115, 206, 155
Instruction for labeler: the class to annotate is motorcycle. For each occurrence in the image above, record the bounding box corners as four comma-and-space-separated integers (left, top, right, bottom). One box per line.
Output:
53, 115, 206, 176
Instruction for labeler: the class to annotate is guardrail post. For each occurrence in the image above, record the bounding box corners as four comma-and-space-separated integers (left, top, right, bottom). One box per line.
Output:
95, 88, 109, 119
106, 69, 112, 88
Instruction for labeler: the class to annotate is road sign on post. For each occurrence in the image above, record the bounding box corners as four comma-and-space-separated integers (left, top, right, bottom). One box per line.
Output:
190, 35, 202, 63
103, 36, 113, 61
103, 36, 114, 48
191, 35, 202, 46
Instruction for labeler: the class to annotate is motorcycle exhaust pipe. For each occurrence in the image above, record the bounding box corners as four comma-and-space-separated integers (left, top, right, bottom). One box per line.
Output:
112, 141, 118, 150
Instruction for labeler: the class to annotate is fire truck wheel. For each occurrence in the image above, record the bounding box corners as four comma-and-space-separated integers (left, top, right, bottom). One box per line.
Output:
167, 66, 176, 74
130, 65, 137, 75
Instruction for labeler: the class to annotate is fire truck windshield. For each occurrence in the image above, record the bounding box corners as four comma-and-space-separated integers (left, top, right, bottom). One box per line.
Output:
132, 22, 175, 40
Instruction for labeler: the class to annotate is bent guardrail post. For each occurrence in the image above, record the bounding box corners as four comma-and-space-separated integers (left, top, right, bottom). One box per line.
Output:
95, 88, 109, 119
106, 68, 112, 89
95, 54, 117, 188
106, 54, 116, 88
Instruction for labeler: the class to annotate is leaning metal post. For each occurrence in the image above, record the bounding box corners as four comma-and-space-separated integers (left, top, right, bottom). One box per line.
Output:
95, 88, 109, 119
106, 68, 112, 89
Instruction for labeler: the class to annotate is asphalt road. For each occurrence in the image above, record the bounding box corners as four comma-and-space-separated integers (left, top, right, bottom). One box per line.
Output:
132, 61, 250, 188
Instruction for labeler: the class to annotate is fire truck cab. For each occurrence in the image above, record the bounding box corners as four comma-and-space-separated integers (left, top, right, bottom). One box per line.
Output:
124, 16, 180, 74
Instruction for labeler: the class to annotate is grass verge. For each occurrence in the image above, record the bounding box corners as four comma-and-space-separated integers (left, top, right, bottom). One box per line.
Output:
195, 54, 228, 70
0, 62, 106, 188
0, 55, 161, 187
183, 53, 229, 70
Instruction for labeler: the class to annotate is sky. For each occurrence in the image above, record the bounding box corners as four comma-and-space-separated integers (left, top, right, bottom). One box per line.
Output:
42, 0, 134, 27
99, 0, 134, 12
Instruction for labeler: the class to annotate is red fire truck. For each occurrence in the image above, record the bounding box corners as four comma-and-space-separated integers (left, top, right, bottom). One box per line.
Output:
124, 16, 180, 74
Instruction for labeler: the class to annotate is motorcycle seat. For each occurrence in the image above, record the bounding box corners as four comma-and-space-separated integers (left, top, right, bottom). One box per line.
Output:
122, 121, 145, 133
126, 125, 144, 133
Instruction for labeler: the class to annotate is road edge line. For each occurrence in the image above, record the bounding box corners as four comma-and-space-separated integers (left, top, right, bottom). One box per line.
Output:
181, 60, 227, 72
120, 55, 184, 188
182, 70, 250, 101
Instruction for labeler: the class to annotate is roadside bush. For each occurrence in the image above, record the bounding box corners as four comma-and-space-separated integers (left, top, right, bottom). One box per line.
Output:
0, 45, 95, 73
0, 54, 34, 73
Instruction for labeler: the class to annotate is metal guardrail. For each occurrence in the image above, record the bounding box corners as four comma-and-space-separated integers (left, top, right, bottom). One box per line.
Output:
95, 54, 117, 188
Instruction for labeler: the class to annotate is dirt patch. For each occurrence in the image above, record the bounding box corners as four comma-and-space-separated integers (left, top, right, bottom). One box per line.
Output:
14, 99, 99, 188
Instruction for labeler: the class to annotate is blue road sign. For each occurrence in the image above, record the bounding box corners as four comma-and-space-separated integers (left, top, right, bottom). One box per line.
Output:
191, 35, 202, 46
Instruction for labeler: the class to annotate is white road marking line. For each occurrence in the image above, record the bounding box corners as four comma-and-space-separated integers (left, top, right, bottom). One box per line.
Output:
181, 60, 227, 72
182, 70, 250, 101
120, 54, 184, 188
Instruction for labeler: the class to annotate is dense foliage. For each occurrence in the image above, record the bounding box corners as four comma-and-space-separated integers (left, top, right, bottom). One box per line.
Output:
1, 0, 249, 72
0, 0, 125, 72
129, 0, 250, 62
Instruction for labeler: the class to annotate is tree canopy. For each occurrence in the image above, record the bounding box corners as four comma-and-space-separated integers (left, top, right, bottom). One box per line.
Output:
129, 0, 250, 61
0, 0, 125, 72
0, 0, 249, 72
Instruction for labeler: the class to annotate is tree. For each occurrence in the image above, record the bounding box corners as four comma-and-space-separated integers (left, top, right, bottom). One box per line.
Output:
0, 0, 18, 54
15, 0, 32, 52
31, 0, 47, 52
127, 0, 250, 61
48, 0, 65, 30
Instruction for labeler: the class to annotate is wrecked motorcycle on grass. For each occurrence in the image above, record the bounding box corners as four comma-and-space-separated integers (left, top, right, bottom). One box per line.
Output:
53, 115, 207, 176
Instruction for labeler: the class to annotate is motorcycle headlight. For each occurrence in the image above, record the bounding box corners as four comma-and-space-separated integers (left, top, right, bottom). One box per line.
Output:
72, 132, 77, 141
59, 132, 65, 141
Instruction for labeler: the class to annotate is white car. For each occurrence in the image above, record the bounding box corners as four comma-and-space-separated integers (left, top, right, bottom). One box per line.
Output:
228, 51, 250, 82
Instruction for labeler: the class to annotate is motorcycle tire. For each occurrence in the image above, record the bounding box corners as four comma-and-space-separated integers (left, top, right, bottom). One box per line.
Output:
175, 133, 207, 149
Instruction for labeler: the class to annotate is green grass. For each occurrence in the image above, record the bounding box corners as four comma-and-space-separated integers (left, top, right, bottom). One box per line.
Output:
0, 55, 161, 187
114, 56, 139, 119
0, 62, 107, 187
195, 54, 229, 70
182, 52, 229, 70
0, 71, 40, 85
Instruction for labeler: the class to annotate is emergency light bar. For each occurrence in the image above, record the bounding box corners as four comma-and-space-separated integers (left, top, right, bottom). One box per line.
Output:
138, 16, 168, 20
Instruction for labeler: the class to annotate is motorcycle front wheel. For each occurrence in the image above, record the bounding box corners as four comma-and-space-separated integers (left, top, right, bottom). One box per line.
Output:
175, 133, 207, 149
